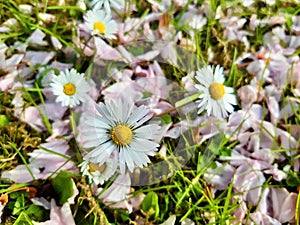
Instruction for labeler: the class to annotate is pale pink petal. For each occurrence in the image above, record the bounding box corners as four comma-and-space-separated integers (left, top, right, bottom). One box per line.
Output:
102, 81, 143, 102
24, 51, 56, 67
264, 164, 287, 181
97, 173, 143, 213
27, 29, 48, 46
136, 50, 160, 61
1, 139, 77, 183
99, 173, 131, 203
279, 97, 300, 120
31, 197, 51, 210
50, 36, 62, 50
0, 73, 17, 91
258, 121, 297, 152
3, 54, 24, 72
41, 103, 68, 121
21, 106, 47, 131
237, 84, 257, 109
260, 16, 286, 27
267, 96, 279, 124
94, 37, 121, 60
233, 163, 265, 206
271, 188, 297, 223
181, 218, 195, 225
39, 13, 56, 24
118, 18, 143, 44
32, 199, 75, 225
159, 215, 176, 225
250, 14, 259, 30
46, 120, 71, 141
204, 162, 234, 190
0, 202, 5, 224
256, 188, 269, 214
1, 165, 39, 183
165, 123, 183, 139
248, 212, 281, 225
231, 196, 247, 224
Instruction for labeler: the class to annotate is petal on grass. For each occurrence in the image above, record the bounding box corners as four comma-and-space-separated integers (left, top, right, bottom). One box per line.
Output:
271, 188, 297, 223
32, 199, 75, 225
249, 212, 281, 225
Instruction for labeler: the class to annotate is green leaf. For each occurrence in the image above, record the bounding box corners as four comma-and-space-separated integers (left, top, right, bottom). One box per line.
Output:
220, 147, 231, 157
52, 171, 74, 205
74, 211, 96, 225
25, 205, 47, 221
143, 92, 152, 98
286, 171, 300, 187
141, 192, 160, 218
130, 46, 144, 56
119, 211, 130, 222
0, 115, 9, 126
12, 195, 26, 216
161, 114, 172, 124
13, 212, 34, 225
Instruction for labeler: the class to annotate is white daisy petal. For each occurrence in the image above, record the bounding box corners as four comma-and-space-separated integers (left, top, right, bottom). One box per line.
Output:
131, 150, 150, 167
225, 93, 237, 105
106, 100, 121, 122
83, 8, 117, 39
224, 86, 235, 94
127, 106, 149, 126
95, 103, 115, 126
223, 100, 234, 113
85, 141, 115, 165
79, 157, 117, 185
50, 68, 89, 108
130, 138, 159, 152
120, 100, 130, 121
194, 65, 237, 118
134, 124, 161, 139
85, 115, 111, 129
119, 150, 126, 174
82, 134, 110, 148
122, 148, 135, 172
78, 99, 161, 175
206, 99, 212, 116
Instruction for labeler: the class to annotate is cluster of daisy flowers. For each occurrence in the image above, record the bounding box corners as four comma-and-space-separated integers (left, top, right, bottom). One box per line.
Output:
0, 0, 300, 224
43, 0, 239, 183
48, 61, 237, 185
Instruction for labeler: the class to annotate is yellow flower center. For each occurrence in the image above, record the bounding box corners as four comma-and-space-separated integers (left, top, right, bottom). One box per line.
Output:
111, 124, 133, 146
209, 82, 225, 100
63, 83, 76, 96
94, 21, 106, 34
89, 162, 106, 173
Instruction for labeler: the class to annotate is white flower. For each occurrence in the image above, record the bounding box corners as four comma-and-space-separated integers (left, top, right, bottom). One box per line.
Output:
195, 65, 237, 118
50, 68, 89, 108
79, 156, 117, 185
79, 99, 161, 174
83, 8, 118, 39
89, 0, 124, 14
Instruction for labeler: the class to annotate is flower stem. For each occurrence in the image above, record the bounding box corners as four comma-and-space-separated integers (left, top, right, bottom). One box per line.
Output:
69, 108, 77, 137
154, 92, 201, 117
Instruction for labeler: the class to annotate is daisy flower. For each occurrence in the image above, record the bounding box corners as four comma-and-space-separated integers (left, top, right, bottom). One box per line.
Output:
79, 156, 117, 185
80, 99, 161, 174
83, 8, 118, 39
195, 65, 237, 118
89, 0, 124, 14
50, 68, 89, 108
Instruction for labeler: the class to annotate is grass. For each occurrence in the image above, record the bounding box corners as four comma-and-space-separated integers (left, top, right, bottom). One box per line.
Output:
1, 0, 300, 224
